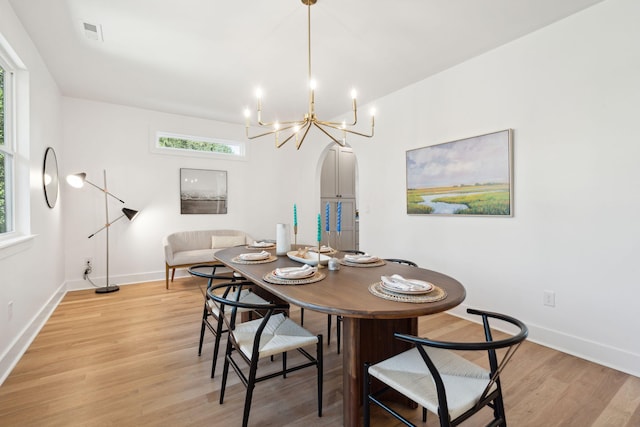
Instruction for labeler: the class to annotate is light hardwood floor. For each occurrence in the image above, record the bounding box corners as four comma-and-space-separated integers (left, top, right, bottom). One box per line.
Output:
1, 277, 639, 426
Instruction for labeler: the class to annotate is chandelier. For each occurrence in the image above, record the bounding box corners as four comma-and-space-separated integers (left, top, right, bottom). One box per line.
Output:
243, 0, 375, 149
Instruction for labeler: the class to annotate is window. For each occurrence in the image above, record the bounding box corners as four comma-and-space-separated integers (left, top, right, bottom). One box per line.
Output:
0, 35, 30, 250
154, 131, 245, 159
0, 60, 14, 235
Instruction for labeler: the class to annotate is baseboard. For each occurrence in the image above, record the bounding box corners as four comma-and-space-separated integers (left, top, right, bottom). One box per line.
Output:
0, 281, 67, 386
447, 305, 640, 379
65, 271, 167, 291
64, 266, 233, 291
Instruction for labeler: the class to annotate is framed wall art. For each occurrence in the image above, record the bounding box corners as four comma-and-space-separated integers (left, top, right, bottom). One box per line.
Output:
406, 129, 513, 216
180, 168, 228, 214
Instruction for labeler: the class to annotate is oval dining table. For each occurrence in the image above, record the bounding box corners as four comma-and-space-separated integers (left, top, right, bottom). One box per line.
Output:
214, 245, 466, 427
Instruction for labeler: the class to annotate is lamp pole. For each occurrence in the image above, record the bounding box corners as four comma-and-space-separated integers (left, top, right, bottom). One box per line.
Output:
96, 169, 119, 293
67, 169, 139, 294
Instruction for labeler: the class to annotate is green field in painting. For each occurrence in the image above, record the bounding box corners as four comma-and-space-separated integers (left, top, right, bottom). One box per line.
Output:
407, 183, 510, 215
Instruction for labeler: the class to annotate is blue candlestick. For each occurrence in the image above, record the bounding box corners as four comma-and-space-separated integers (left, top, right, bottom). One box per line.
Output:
293, 204, 298, 226
337, 201, 342, 233
325, 202, 330, 232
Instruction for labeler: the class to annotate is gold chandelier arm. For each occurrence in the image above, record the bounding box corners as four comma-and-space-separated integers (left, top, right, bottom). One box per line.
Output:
295, 122, 313, 149
313, 122, 346, 147
314, 97, 359, 128
342, 126, 375, 138
246, 121, 306, 140
317, 121, 375, 138
257, 118, 308, 127
276, 122, 311, 148
246, 127, 279, 140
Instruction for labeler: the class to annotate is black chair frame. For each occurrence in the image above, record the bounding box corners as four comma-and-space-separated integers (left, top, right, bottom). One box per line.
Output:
195, 265, 250, 378
364, 308, 528, 427
208, 282, 323, 427
383, 258, 418, 267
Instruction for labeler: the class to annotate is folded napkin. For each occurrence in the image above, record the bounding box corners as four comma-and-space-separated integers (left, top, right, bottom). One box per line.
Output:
252, 241, 274, 247
309, 245, 333, 253
274, 264, 317, 279
344, 253, 379, 263
238, 251, 270, 261
381, 274, 432, 293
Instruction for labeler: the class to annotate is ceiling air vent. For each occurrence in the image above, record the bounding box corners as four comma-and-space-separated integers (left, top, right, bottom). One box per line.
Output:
83, 22, 103, 42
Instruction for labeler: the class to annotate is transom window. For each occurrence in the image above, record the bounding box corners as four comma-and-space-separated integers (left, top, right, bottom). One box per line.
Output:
154, 131, 245, 159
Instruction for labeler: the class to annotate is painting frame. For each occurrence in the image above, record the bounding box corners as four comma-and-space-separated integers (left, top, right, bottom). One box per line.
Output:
180, 168, 228, 214
406, 129, 513, 217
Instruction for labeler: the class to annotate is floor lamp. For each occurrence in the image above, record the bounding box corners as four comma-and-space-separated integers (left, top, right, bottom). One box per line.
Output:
67, 170, 139, 294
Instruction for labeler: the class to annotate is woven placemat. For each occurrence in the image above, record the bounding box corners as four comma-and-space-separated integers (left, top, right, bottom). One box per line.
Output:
246, 244, 276, 250
231, 255, 278, 264
339, 259, 386, 268
368, 282, 447, 303
308, 248, 337, 255
263, 271, 326, 285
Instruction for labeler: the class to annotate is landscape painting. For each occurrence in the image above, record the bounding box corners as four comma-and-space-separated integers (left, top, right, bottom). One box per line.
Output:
406, 130, 513, 216
180, 168, 227, 214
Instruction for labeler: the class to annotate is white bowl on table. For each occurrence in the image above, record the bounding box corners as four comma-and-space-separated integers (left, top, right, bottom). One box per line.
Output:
287, 250, 331, 266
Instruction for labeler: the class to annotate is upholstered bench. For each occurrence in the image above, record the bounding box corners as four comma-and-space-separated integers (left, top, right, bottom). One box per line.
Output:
163, 229, 254, 289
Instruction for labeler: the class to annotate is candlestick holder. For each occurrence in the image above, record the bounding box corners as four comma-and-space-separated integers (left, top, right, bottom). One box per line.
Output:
317, 241, 325, 268
294, 225, 298, 245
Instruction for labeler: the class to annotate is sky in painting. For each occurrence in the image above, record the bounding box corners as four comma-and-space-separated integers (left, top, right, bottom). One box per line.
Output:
181, 169, 227, 196
406, 131, 510, 189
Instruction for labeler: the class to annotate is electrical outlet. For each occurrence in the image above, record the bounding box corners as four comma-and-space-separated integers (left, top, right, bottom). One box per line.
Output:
83, 258, 93, 279
543, 290, 556, 307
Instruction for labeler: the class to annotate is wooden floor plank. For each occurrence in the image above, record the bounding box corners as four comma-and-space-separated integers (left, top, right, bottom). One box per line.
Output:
0, 277, 638, 426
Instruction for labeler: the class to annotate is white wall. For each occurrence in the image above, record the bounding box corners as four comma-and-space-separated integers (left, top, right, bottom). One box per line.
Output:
351, 0, 640, 376
0, 0, 66, 383
61, 99, 332, 288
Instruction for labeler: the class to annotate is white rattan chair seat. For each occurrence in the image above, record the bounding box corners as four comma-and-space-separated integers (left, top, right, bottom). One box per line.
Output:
232, 313, 318, 359
368, 346, 494, 420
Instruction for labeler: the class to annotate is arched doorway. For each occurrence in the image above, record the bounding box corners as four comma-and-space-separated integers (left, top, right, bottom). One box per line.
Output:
319, 145, 358, 251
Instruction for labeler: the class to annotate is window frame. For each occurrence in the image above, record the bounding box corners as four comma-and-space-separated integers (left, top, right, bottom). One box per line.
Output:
0, 33, 32, 252
0, 52, 15, 238
152, 130, 247, 161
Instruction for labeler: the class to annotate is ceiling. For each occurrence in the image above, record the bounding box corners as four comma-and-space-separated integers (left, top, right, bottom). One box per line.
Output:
9, 0, 604, 125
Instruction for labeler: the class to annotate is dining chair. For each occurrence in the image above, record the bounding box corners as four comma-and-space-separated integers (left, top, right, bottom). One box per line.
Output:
383, 258, 418, 267
363, 308, 528, 427
299, 249, 366, 353
208, 282, 323, 427
195, 268, 270, 378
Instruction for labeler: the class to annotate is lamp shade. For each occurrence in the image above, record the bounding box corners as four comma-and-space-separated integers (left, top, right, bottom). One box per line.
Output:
66, 172, 87, 188
122, 208, 139, 221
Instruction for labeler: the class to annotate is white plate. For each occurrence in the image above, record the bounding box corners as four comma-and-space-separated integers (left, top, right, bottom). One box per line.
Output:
344, 254, 379, 264
380, 276, 434, 294
274, 266, 317, 279
287, 251, 331, 266
248, 242, 275, 249
238, 251, 271, 261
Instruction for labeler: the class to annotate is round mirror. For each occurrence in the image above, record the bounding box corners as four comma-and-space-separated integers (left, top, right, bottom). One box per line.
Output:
43, 147, 59, 208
